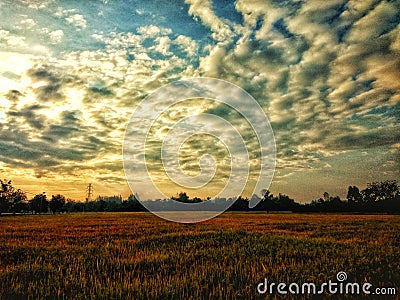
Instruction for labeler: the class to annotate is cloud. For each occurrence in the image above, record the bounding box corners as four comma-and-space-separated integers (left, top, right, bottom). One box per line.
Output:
185, 0, 235, 43
0, 54, 124, 180
49, 30, 64, 44
205, 0, 398, 197
0, 0, 398, 200
4, 0, 53, 10
153, 36, 172, 56
0, 29, 50, 56
174, 35, 198, 56
345, 1, 399, 43
19, 18, 36, 30
8, 104, 46, 130
1, 16, 204, 186
65, 14, 87, 30
86, 78, 113, 95
327, 125, 400, 151
27, 65, 66, 102
235, 0, 285, 40
137, 25, 172, 37
0, 29, 28, 47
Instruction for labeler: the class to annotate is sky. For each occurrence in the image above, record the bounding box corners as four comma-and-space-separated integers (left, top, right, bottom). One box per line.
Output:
0, 0, 399, 202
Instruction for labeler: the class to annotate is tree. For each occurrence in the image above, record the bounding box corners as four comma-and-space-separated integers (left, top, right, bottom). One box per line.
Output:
0, 179, 13, 214
30, 193, 48, 214
275, 193, 297, 211
49, 194, 66, 214
192, 197, 202, 203
9, 189, 27, 215
347, 186, 362, 203
0, 180, 29, 215
346, 186, 362, 211
64, 198, 76, 212
0, 195, 8, 214
261, 189, 273, 200
229, 196, 249, 211
118, 194, 145, 212
257, 189, 275, 212
360, 180, 399, 212
362, 180, 399, 203
323, 192, 330, 202
172, 192, 190, 203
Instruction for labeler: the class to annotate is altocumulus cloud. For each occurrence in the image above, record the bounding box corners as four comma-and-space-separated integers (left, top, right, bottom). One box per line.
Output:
0, 0, 398, 200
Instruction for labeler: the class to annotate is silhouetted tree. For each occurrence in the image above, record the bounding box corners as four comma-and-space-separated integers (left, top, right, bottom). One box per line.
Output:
172, 192, 190, 203
64, 198, 76, 212
49, 194, 66, 214
0, 179, 13, 214
71, 201, 85, 212
192, 197, 202, 203
361, 180, 399, 212
9, 189, 27, 215
2, 179, 400, 215
275, 193, 298, 211
229, 196, 249, 211
30, 193, 48, 214
117, 194, 145, 212
323, 192, 330, 202
347, 186, 362, 211
256, 189, 275, 212
362, 180, 398, 202
0, 180, 28, 214
327, 196, 345, 212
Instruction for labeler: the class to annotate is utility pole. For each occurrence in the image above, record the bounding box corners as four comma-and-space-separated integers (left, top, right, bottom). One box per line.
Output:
86, 184, 93, 202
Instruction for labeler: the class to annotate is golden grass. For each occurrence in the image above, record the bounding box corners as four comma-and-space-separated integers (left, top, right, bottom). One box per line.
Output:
0, 213, 399, 299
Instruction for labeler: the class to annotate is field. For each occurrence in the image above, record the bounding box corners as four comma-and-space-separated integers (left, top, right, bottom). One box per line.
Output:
0, 213, 399, 299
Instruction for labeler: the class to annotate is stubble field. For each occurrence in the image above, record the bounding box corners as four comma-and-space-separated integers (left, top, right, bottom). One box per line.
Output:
0, 213, 399, 299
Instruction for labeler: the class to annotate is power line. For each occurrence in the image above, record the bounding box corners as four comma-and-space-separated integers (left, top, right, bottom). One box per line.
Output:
86, 183, 93, 202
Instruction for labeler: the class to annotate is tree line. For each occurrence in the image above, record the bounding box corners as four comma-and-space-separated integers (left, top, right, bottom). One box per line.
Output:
255, 180, 399, 213
0, 179, 399, 215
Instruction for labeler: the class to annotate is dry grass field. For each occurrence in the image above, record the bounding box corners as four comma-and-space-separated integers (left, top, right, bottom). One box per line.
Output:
0, 213, 399, 299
